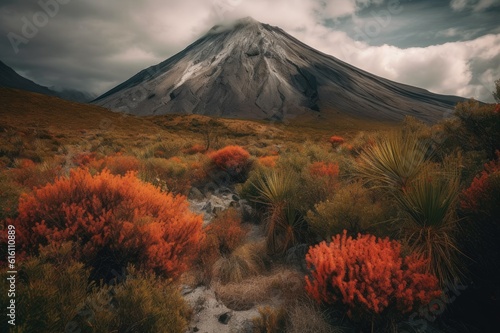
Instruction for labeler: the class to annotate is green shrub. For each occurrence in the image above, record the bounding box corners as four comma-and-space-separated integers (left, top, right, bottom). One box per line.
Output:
0, 171, 21, 219
139, 156, 191, 194
307, 181, 390, 239
79, 267, 191, 333
454, 99, 500, 159
0, 244, 91, 333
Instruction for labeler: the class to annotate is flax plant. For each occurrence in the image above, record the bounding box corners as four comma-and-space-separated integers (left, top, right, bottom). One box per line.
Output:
250, 169, 305, 255
396, 164, 465, 285
355, 130, 429, 191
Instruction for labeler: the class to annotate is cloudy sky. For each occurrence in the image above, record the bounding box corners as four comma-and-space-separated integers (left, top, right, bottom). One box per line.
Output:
1, 0, 499, 101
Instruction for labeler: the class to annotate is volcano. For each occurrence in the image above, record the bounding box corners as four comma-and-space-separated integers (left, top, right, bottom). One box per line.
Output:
93, 17, 463, 123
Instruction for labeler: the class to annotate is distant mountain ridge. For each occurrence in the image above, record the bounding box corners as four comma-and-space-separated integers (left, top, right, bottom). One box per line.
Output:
0, 60, 96, 103
94, 17, 464, 123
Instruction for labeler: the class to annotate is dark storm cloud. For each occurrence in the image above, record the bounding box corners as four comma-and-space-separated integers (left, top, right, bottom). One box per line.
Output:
0, 0, 499, 101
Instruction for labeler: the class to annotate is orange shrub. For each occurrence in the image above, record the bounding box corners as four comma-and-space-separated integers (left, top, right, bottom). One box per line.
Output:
309, 161, 339, 178
183, 144, 206, 155
72, 152, 98, 167
460, 154, 500, 217
9, 159, 62, 189
204, 209, 248, 255
208, 145, 252, 179
328, 135, 345, 147
198, 209, 248, 279
139, 156, 192, 195
308, 161, 339, 193
188, 160, 208, 185
257, 155, 278, 168
11, 168, 203, 280
99, 153, 141, 175
305, 231, 441, 322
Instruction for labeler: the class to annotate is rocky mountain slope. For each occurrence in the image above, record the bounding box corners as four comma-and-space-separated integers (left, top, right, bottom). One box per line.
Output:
0, 60, 96, 103
94, 17, 463, 123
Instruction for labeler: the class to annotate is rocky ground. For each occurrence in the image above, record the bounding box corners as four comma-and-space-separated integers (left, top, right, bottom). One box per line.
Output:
185, 186, 261, 333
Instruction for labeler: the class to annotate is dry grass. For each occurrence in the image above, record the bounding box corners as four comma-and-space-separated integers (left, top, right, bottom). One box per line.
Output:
252, 306, 287, 333
211, 241, 268, 284
214, 268, 304, 311
286, 299, 342, 333
0, 88, 394, 160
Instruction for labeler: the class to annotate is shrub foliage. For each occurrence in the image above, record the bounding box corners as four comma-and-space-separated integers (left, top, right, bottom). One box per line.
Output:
12, 168, 203, 280
460, 154, 500, 218
305, 231, 441, 322
208, 145, 251, 179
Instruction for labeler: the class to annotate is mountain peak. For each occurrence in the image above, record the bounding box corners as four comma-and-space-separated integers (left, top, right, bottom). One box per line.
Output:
94, 20, 463, 123
207, 16, 263, 35
235, 16, 259, 26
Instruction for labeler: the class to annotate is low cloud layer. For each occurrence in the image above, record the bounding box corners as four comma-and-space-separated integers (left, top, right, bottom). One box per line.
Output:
0, 0, 498, 102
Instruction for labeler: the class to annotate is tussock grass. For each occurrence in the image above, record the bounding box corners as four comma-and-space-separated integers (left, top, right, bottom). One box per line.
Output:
214, 268, 304, 311
252, 306, 287, 333
286, 299, 343, 333
212, 241, 268, 284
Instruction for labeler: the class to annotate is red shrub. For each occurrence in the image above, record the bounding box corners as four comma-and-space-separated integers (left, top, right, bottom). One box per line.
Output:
309, 161, 339, 178
305, 231, 441, 321
460, 154, 500, 217
11, 168, 203, 280
257, 155, 278, 168
208, 145, 251, 178
328, 135, 345, 147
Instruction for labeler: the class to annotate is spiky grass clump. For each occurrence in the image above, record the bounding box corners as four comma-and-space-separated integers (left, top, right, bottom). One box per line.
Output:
250, 169, 307, 255
396, 166, 465, 285
251, 169, 298, 206
355, 130, 429, 191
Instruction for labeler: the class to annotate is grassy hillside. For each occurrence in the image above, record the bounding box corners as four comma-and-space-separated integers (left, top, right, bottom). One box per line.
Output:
1, 88, 499, 333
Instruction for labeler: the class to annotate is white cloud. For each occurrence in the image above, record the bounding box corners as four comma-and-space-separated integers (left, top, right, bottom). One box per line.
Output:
437, 28, 459, 38
474, 0, 495, 11
289, 26, 500, 102
1, 0, 498, 101
450, 0, 468, 11
450, 0, 496, 12
324, 0, 357, 18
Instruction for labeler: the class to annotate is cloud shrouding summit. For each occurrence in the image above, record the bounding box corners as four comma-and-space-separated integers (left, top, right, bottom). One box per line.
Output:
0, 0, 498, 102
